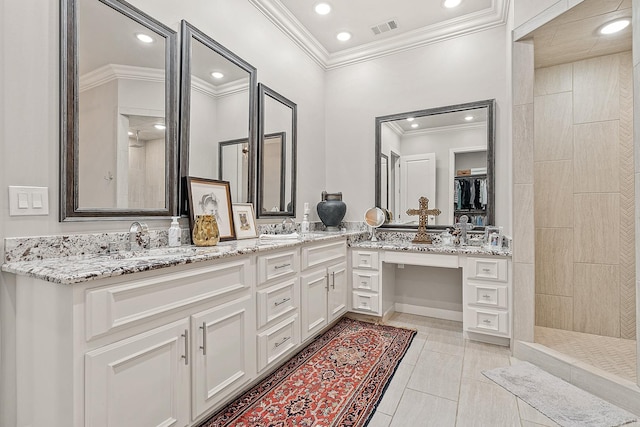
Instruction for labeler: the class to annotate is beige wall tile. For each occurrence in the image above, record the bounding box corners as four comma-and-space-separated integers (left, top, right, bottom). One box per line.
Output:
635, 2, 640, 66
514, 40, 535, 106
535, 228, 573, 296
514, 104, 534, 185
514, 184, 535, 263
534, 92, 573, 161
574, 193, 620, 264
534, 161, 573, 228
573, 121, 620, 193
534, 63, 572, 96
514, 262, 535, 342
535, 294, 573, 330
574, 264, 621, 337
574, 54, 620, 124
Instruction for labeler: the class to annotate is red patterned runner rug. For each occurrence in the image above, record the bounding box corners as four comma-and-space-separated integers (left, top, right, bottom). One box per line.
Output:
199, 317, 416, 427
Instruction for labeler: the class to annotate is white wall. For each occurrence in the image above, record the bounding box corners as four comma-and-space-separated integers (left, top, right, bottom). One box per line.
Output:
325, 25, 511, 232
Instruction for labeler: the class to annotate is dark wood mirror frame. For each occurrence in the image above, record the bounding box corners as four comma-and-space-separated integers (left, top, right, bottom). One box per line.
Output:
179, 20, 257, 215
60, 0, 179, 220
374, 99, 496, 230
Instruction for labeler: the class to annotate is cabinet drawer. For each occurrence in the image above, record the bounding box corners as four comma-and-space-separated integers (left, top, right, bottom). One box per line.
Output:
258, 249, 299, 285
301, 240, 346, 270
465, 308, 509, 335
467, 257, 507, 282
352, 271, 379, 292
468, 281, 508, 309
85, 259, 252, 340
352, 251, 379, 270
257, 315, 299, 372
256, 278, 299, 328
352, 291, 380, 314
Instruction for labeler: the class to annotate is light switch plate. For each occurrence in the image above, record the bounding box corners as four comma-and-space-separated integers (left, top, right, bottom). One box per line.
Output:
9, 186, 49, 216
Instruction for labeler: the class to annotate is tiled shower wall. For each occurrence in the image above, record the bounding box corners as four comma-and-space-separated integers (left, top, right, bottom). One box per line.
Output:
534, 51, 636, 339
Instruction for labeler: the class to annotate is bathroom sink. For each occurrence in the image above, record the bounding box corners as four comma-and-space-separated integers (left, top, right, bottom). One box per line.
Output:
107, 246, 200, 260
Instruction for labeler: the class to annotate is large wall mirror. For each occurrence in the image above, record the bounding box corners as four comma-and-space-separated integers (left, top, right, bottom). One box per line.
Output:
179, 20, 257, 214
375, 99, 495, 229
257, 84, 297, 217
60, 0, 178, 220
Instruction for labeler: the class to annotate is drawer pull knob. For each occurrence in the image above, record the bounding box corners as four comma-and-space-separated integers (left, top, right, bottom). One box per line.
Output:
274, 297, 291, 307
482, 294, 491, 299
482, 268, 491, 272
483, 319, 492, 324
274, 336, 290, 348
274, 263, 291, 270
361, 281, 368, 285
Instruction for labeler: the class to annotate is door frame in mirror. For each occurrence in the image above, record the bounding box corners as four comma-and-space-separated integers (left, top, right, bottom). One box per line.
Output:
374, 99, 495, 229
179, 20, 257, 215
257, 84, 297, 218
60, 0, 179, 220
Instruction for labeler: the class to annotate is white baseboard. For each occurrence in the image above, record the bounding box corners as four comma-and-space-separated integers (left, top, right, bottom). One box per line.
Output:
394, 303, 463, 322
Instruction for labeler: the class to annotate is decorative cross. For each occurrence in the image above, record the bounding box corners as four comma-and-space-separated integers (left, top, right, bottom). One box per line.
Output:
406, 197, 441, 244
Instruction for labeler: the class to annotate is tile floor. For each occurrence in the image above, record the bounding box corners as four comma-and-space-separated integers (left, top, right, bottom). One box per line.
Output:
365, 312, 639, 427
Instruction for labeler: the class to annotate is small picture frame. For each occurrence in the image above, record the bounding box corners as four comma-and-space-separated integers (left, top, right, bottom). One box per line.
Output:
232, 203, 258, 239
186, 177, 236, 241
484, 226, 502, 248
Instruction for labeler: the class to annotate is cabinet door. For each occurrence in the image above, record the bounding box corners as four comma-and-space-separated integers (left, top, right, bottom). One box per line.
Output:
328, 262, 347, 322
191, 294, 256, 419
300, 269, 328, 341
85, 319, 190, 427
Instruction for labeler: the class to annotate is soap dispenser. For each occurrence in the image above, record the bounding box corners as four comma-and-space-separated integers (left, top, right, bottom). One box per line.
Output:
301, 202, 310, 234
168, 216, 181, 247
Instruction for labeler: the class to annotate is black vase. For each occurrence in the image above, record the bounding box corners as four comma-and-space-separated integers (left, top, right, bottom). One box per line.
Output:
317, 191, 346, 231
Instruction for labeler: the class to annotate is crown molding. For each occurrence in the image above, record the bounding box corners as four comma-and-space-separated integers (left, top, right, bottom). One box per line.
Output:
384, 120, 484, 137
248, 0, 509, 70
191, 75, 250, 98
79, 64, 165, 92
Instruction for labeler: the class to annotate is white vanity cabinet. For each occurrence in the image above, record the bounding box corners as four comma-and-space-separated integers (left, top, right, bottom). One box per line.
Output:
350, 250, 381, 315
463, 256, 512, 342
256, 248, 301, 373
300, 240, 348, 342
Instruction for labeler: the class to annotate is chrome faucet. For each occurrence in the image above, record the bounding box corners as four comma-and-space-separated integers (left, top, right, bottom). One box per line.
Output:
129, 221, 150, 250
281, 218, 296, 234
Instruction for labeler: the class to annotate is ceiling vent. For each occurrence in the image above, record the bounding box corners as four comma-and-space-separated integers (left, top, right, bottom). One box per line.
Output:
371, 19, 398, 36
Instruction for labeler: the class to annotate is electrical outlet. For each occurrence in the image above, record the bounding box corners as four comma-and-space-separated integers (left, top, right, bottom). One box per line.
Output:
9, 186, 49, 216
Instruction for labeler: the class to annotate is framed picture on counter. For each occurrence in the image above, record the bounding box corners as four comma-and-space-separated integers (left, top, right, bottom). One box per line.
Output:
232, 203, 258, 239
186, 177, 235, 240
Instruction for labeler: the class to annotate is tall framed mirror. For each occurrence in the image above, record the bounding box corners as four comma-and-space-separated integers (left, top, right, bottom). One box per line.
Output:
60, 0, 178, 220
179, 20, 257, 214
257, 84, 297, 217
375, 99, 495, 229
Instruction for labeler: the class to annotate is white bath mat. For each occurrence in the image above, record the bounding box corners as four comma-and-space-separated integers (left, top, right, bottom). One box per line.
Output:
483, 362, 638, 427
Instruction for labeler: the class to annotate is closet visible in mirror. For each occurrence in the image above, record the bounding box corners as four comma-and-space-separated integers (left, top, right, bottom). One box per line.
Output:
257, 84, 297, 217
60, 0, 178, 220
375, 99, 495, 228
179, 20, 257, 213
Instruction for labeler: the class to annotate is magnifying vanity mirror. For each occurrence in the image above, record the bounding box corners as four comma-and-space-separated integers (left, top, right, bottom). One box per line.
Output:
179, 20, 257, 213
60, 0, 178, 220
375, 99, 495, 229
257, 84, 297, 217
364, 207, 386, 241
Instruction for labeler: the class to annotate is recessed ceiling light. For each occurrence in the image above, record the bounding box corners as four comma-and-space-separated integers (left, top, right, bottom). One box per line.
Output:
315, 3, 331, 15
336, 32, 352, 42
599, 19, 630, 35
135, 33, 154, 43
128, 131, 133, 136
406, 117, 415, 122
154, 124, 166, 130
211, 71, 224, 79
443, 0, 462, 8
411, 123, 419, 129
464, 115, 474, 121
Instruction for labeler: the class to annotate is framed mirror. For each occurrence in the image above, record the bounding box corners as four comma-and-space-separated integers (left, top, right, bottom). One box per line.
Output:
257, 84, 297, 217
60, 0, 178, 220
179, 20, 257, 214
375, 99, 495, 229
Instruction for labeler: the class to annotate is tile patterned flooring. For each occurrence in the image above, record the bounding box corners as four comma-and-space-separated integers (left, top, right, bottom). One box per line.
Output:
535, 326, 637, 382
367, 312, 639, 427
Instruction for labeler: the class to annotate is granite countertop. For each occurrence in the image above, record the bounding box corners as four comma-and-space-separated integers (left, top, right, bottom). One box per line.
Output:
351, 239, 512, 257
2, 232, 359, 285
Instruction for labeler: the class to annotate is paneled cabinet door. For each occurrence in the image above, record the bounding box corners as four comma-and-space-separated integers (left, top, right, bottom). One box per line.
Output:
328, 262, 347, 322
300, 269, 329, 341
191, 294, 256, 419
84, 318, 190, 427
